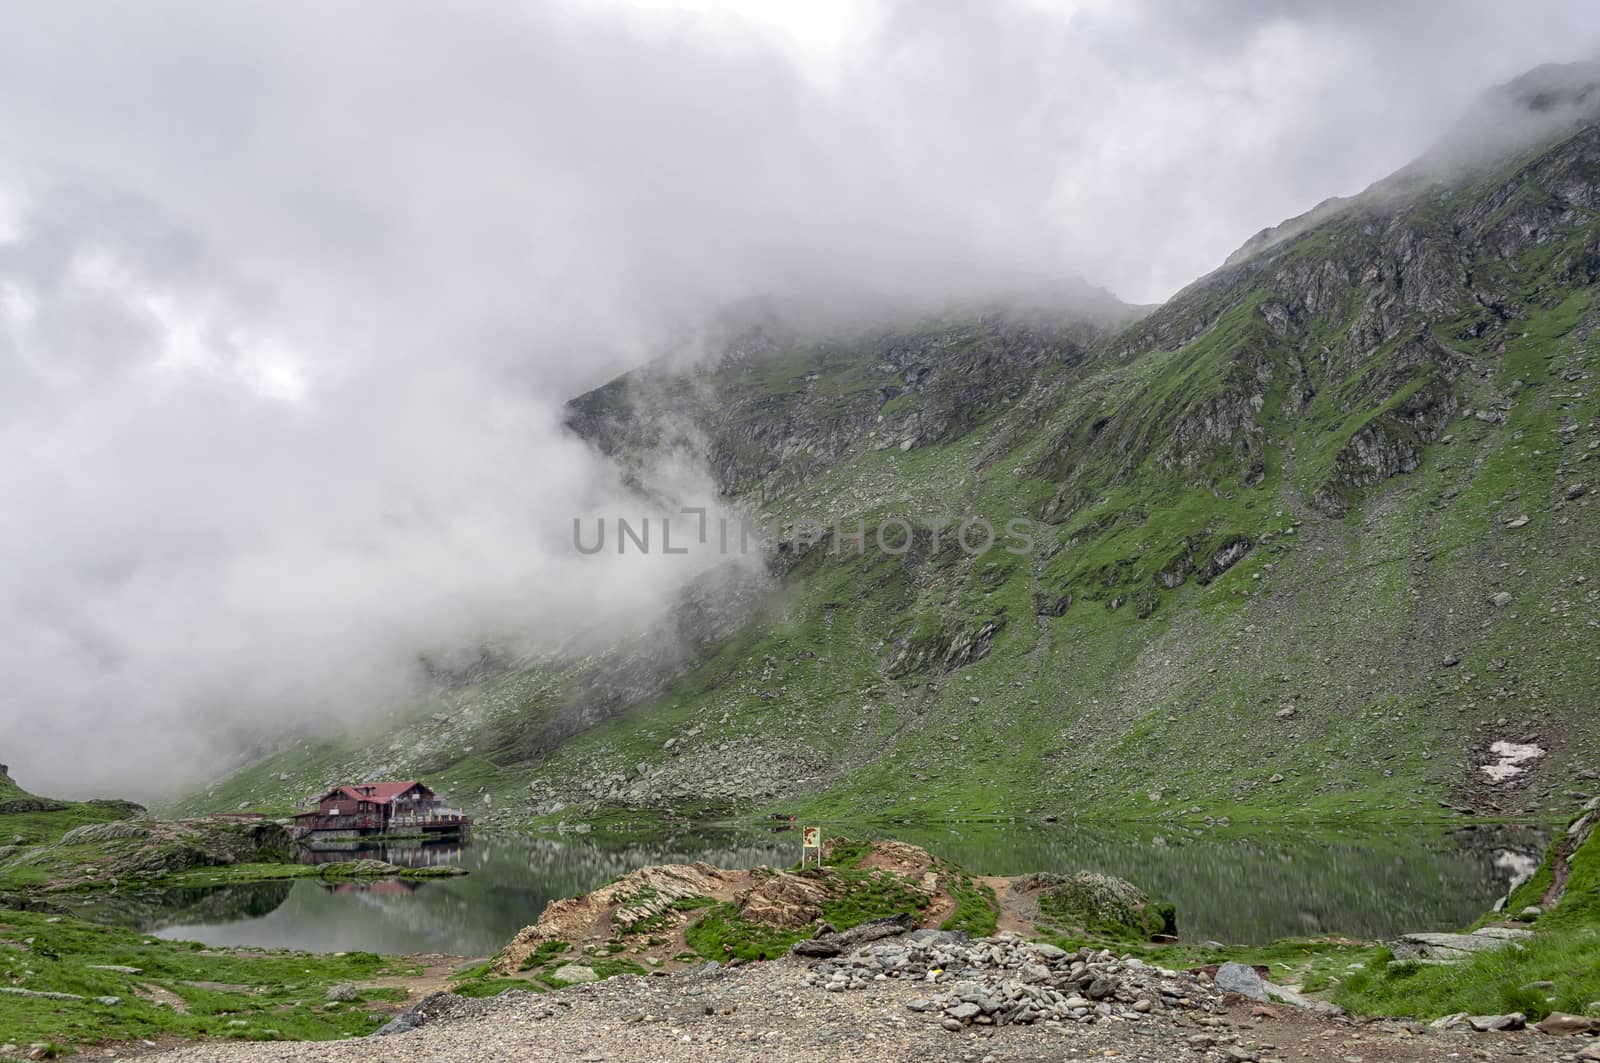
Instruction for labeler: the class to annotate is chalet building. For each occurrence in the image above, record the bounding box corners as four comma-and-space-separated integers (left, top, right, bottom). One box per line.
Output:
291, 780, 470, 840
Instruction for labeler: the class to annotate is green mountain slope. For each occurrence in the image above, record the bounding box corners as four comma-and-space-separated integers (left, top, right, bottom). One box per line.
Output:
178, 64, 1600, 827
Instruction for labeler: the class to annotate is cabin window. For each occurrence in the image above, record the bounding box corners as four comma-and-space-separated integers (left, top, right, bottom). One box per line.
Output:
329, 805, 339, 815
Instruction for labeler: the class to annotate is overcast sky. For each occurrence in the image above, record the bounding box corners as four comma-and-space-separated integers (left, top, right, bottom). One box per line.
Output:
1, 0, 1597, 798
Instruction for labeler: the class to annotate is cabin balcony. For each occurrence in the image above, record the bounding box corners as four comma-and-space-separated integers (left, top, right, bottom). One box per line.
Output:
387, 810, 472, 835
291, 813, 384, 837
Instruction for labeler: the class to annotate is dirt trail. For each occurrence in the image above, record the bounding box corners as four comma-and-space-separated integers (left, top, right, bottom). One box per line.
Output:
979, 875, 1035, 936
363, 955, 480, 1006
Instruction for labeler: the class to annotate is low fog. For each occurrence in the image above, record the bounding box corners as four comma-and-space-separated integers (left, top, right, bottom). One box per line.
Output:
1, 0, 1596, 799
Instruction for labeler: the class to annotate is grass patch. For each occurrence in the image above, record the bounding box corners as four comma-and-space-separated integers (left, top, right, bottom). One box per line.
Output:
451, 976, 545, 998
517, 939, 571, 971
1335, 939, 1600, 1021
1336, 811, 1600, 1020
940, 867, 999, 937
0, 910, 412, 1050
1032, 873, 1176, 945
683, 902, 808, 963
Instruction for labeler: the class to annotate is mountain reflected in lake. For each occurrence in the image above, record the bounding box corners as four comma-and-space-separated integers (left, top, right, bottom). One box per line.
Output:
111, 821, 1545, 955
72, 879, 296, 933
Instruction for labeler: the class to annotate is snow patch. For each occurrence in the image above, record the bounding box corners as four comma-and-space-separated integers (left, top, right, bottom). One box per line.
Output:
1480, 741, 1544, 782
1495, 849, 1539, 891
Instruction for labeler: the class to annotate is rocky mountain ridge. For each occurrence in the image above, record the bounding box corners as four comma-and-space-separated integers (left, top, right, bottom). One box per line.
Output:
176, 64, 1600, 827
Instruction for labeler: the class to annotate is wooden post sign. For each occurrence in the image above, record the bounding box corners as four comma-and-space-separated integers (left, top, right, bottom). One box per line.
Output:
802, 825, 821, 867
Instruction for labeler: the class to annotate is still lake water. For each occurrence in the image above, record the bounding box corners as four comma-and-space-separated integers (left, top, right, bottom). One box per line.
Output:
73, 821, 1548, 955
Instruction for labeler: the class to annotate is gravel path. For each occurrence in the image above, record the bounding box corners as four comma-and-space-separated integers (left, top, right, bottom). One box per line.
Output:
149, 959, 1590, 1063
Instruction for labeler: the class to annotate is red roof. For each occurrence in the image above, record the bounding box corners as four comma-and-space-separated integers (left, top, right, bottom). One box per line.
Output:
313, 781, 432, 806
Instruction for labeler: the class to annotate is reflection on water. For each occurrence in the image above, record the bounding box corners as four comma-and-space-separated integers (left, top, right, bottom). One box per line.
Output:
72, 880, 296, 932
141, 833, 798, 956
297, 839, 468, 867
94, 821, 1545, 955
885, 821, 1548, 944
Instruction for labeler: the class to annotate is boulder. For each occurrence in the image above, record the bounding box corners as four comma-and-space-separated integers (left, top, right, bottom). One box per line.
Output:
1466, 1012, 1524, 1032
1214, 962, 1269, 1001
550, 964, 598, 984
1020, 870, 1176, 941
1391, 929, 1532, 962
1534, 1012, 1600, 1035
790, 914, 916, 958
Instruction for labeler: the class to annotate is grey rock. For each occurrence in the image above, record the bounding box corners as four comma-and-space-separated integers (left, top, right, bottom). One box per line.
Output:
1085, 976, 1118, 999
907, 928, 969, 946
1466, 1012, 1525, 1032
550, 963, 599, 984
1534, 1011, 1600, 1035
1391, 929, 1531, 962
324, 983, 361, 1002
1214, 962, 1269, 1001
0, 988, 84, 1001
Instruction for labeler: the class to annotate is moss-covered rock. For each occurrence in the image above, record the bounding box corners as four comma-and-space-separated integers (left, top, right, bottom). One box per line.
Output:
1022, 871, 1177, 943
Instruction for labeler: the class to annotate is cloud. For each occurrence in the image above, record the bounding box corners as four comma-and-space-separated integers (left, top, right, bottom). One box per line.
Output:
0, 0, 1595, 797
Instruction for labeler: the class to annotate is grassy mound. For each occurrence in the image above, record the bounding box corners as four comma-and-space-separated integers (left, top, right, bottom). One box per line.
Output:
1025, 871, 1177, 944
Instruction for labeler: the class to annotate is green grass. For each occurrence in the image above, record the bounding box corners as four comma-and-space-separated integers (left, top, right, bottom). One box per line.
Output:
682, 844, 937, 962
939, 868, 999, 937
1033, 875, 1176, 944
682, 902, 808, 963
145, 861, 466, 889
1335, 811, 1600, 1020
1158, 937, 1381, 995
450, 977, 543, 999
818, 871, 929, 928
0, 910, 412, 1049
467, 939, 650, 995
1336, 939, 1600, 1021
516, 939, 570, 972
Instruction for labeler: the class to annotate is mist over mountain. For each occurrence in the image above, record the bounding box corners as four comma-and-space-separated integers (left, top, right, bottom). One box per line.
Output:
2, 2, 1599, 800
